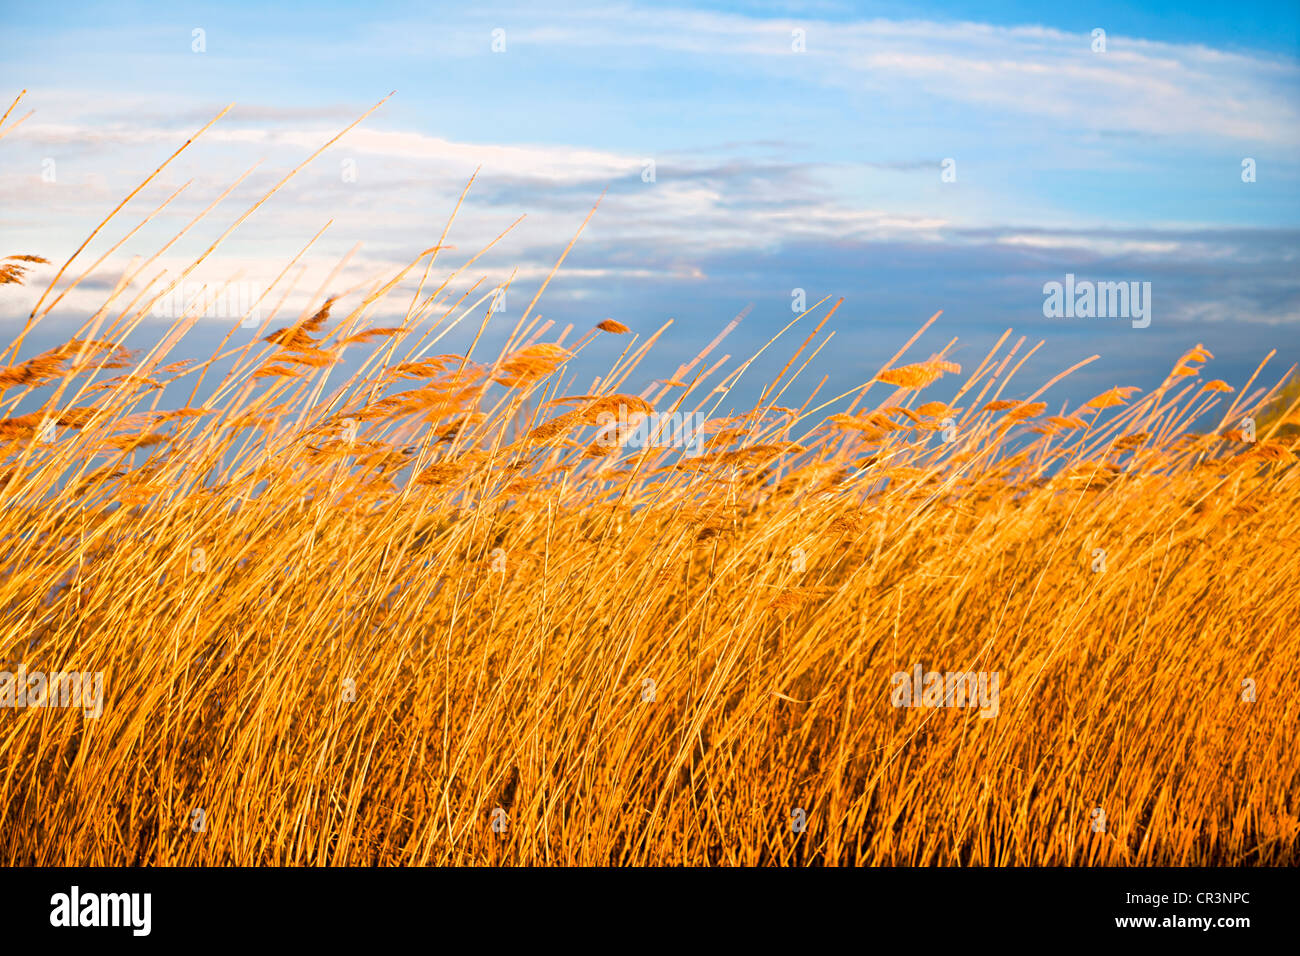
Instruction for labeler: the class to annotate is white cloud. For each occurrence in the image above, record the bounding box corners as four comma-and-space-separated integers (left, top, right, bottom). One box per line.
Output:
506, 7, 1300, 143
995, 234, 1183, 256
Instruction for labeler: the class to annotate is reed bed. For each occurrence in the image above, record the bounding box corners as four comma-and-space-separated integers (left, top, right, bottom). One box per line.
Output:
1, 91, 1297, 865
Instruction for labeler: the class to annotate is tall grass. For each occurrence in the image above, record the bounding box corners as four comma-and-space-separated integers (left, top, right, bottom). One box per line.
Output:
2, 91, 1298, 865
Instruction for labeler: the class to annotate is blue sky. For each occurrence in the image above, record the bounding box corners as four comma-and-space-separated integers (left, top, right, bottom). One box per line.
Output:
1, 0, 1298, 411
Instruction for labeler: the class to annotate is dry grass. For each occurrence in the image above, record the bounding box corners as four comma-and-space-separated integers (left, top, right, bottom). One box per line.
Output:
2, 93, 1298, 865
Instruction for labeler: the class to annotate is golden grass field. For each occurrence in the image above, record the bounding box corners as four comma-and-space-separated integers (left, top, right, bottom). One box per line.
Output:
1, 92, 1298, 866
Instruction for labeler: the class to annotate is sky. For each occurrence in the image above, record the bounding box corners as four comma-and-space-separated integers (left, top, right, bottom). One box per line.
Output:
1, 0, 1298, 413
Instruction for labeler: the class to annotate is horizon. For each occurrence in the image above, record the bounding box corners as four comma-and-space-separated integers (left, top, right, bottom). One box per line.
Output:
2, 0, 1298, 412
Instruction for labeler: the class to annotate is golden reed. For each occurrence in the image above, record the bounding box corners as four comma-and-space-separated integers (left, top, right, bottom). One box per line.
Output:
0, 90, 1296, 865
